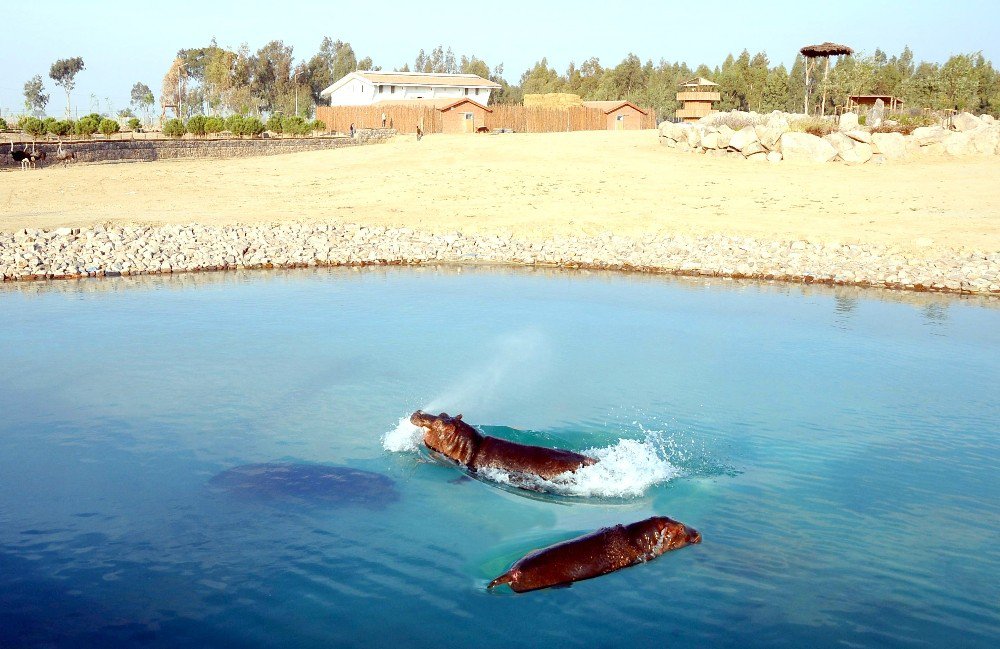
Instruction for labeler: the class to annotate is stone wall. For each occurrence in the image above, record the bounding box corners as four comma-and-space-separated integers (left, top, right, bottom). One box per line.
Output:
2, 222, 998, 296
1, 129, 396, 168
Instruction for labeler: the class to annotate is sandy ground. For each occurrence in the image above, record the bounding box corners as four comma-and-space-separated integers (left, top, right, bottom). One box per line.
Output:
2, 130, 998, 254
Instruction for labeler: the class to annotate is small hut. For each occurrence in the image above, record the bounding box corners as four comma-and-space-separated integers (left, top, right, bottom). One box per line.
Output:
800, 42, 854, 115
675, 77, 720, 123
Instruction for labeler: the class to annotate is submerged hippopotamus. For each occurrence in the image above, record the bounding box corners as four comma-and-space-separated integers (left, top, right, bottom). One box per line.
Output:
488, 516, 702, 592
410, 410, 597, 481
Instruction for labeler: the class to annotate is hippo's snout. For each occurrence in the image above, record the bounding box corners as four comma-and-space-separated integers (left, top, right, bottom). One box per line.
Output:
686, 526, 702, 545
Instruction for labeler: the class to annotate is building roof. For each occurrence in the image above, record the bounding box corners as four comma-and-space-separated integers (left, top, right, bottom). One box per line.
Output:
320, 71, 500, 96
679, 77, 719, 88
581, 100, 649, 115
373, 97, 493, 112
800, 42, 854, 57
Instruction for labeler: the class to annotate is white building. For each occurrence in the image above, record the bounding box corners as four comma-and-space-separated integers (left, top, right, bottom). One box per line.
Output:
319, 71, 501, 107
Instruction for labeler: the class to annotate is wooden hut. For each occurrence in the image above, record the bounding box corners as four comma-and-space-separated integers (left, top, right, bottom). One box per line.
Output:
800, 42, 854, 115
846, 95, 904, 112
675, 77, 720, 122
581, 101, 649, 130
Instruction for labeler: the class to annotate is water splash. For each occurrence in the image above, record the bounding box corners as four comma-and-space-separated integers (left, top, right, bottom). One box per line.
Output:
381, 329, 549, 453
477, 437, 679, 499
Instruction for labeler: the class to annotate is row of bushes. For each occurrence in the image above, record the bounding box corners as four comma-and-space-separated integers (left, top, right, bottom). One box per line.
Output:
161, 114, 326, 138
2, 114, 143, 138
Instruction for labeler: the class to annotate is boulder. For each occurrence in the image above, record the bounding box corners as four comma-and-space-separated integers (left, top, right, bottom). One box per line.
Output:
765, 113, 790, 131
701, 131, 720, 149
755, 124, 784, 150
911, 126, 948, 146
840, 142, 874, 165
943, 132, 974, 156
741, 141, 766, 157
716, 125, 735, 148
825, 132, 857, 158
729, 125, 759, 152
778, 132, 837, 163
982, 114, 995, 123
766, 151, 783, 163
746, 152, 768, 162
871, 132, 907, 160
685, 127, 702, 149
839, 112, 860, 131
970, 126, 1000, 155
951, 112, 982, 132
844, 129, 872, 144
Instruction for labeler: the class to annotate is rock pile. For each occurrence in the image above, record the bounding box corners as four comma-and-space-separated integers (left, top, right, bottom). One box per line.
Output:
659, 111, 1000, 163
2, 223, 997, 296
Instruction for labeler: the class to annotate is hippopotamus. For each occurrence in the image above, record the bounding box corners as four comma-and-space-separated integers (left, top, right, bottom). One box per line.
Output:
410, 411, 597, 481
488, 516, 702, 592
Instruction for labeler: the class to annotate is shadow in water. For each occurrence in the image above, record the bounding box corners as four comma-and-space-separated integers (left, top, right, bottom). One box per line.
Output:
207, 463, 400, 509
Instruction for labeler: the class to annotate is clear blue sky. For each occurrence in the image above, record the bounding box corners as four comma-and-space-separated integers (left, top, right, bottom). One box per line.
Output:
4, 0, 998, 117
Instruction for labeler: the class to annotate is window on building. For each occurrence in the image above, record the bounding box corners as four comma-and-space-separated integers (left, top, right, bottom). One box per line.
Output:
391, 85, 395, 94
464, 88, 469, 96
379, 85, 384, 94
464, 113, 474, 120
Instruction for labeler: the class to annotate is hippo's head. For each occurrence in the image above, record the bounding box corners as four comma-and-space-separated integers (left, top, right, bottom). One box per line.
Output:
627, 516, 702, 558
410, 411, 482, 467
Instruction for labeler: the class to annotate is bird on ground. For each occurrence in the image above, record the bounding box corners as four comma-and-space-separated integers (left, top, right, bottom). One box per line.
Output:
9, 139, 30, 170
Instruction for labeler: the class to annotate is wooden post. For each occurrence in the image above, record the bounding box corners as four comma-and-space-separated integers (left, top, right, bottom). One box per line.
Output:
804, 59, 810, 115
820, 56, 831, 115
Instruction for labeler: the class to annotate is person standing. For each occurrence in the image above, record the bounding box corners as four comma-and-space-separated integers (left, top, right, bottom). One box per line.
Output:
349, 122, 356, 138
381, 112, 387, 128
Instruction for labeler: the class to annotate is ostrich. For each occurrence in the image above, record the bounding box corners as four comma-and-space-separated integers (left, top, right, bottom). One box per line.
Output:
9, 139, 30, 170
55, 141, 76, 165
28, 147, 46, 169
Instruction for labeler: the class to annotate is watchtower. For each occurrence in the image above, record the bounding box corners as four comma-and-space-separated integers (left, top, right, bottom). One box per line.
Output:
675, 77, 720, 123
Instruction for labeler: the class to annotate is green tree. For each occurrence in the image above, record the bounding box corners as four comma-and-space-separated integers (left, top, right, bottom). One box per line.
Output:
49, 119, 73, 137
205, 116, 225, 135
761, 65, 790, 112
127, 117, 141, 131
22, 117, 46, 139
162, 118, 185, 137
49, 57, 85, 117
75, 116, 99, 137
520, 58, 564, 95
130, 82, 155, 121
938, 54, 977, 110
23, 75, 49, 115
98, 118, 120, 137
186, 114, 207, 136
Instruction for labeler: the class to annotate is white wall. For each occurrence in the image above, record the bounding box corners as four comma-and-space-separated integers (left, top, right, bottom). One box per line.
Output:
328, 79, 492, 106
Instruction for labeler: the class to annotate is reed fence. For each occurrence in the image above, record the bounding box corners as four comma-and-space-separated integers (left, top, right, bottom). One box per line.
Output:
316, 104, 655, 134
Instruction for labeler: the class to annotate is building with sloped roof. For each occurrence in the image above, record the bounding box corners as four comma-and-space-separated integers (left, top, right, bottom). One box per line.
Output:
675, 77, 720, 122
581, 101, 650, 130
320, 71, 501, 107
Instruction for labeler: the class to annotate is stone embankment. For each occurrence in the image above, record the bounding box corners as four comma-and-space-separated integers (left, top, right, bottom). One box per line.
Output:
0, 129, 395, 168
659, 111, 1000, 163
2, 223, 998, 296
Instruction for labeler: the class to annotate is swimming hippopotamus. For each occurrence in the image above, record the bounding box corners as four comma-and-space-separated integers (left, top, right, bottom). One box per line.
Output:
488, 516, 702, 592
409, 411, 597, 481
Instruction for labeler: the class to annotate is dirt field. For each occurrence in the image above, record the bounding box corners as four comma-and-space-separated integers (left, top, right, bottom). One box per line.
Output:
2, 130, 998, 254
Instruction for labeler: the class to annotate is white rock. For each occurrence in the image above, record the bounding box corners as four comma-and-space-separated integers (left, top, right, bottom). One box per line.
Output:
844, 130, 872, 144
701, 131, 720, 149
970, 126, 1000, 155
778, 132, 838, 163
840, 142, 874, 165
951, 112, 982, 132
839, 112, 860, 131
766, 151, 783, 163
716, 125, 735, 148
943, 132, 976, 156
729, 126, 759, 152
871, 132, 907, 160
911, 126, 947, 146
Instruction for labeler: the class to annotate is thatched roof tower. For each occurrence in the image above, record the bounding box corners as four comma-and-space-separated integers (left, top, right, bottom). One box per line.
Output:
799, 42, 854, 115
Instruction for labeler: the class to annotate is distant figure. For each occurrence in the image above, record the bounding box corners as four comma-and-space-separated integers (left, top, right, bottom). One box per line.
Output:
416, 125, 422, 141
389, 117, 394, 130
382, 112, 387, 128
350, 123, 356, 138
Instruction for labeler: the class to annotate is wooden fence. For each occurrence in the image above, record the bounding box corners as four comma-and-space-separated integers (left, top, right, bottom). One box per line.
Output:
316, 104, 655, 134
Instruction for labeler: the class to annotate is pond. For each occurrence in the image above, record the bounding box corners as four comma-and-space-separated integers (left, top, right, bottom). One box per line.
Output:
1, 267, 997, 648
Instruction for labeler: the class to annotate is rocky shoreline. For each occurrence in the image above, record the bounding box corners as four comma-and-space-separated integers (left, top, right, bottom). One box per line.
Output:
1, 222, 998, 296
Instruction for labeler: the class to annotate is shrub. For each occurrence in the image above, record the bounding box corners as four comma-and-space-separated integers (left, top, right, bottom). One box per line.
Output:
127, 117, 142, 131
266, 114, 283, 134
205, 116, 225, 135
83, 112, 103, 125
75, 116, 100, 137
98, 118, 120, 137
310, 119, 326, 133
186, 114, 207, 137
43, 117, 58, 133
163, 118, 186, 138
702, 111, 767, 131
281, 115, 309, 135
242, 117, 265, 137
225, 115, 245, 136
789, 116, 834, 137
49, 120, 74, 137
22, 116, 46, 138
0, 117, 8, 130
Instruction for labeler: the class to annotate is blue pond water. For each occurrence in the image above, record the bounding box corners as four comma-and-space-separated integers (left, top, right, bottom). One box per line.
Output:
1, 267, 998, 648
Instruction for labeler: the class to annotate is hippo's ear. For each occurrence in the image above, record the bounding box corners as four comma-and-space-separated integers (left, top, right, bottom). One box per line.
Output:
455, 414, 463, 420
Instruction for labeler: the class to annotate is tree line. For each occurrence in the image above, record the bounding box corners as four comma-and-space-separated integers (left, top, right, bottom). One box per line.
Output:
17, 40, 1000, 125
